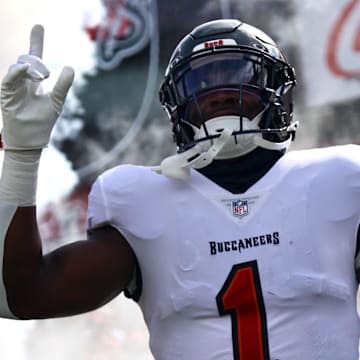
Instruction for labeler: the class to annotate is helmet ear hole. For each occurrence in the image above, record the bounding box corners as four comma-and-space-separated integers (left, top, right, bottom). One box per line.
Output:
160, 82, 177, 110
172, 118, 195, 149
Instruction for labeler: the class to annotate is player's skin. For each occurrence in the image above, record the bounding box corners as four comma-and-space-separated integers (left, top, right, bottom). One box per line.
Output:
3, 208, 135, 318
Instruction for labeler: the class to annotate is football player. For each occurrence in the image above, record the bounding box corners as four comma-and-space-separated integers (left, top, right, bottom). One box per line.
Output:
0, 19, 359, 360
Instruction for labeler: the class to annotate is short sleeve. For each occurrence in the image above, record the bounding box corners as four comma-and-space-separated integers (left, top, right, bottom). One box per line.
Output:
86, 176, 112, 230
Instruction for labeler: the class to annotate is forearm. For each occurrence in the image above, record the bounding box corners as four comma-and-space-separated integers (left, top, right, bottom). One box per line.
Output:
0, 204, 17, 318
0, 150, 42, 318
3, 206, 44, 318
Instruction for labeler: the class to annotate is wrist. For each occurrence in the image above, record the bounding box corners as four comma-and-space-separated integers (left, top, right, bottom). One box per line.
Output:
0, 150, 42, 206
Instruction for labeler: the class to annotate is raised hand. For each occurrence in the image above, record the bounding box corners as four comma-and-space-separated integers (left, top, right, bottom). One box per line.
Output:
0, 24, 75, 150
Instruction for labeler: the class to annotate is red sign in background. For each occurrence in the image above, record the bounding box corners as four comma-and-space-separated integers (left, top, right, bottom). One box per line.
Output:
327, 0, 360, 78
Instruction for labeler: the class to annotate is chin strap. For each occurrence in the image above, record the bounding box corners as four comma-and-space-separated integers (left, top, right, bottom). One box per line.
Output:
254, 120, 299, 152
153, 119, 298, 180
152, 128, 232, 180
254, 134, 292, 151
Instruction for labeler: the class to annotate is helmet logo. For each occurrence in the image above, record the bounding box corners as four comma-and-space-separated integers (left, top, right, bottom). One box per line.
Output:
205, 39, 224, 48
193, 38, 237, 52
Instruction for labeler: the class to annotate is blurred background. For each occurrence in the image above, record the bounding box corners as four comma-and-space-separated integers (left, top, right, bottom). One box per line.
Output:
0, 0, 359, 359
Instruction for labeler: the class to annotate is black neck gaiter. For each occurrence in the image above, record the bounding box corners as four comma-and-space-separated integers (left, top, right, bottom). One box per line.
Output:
197, 148, 284, 194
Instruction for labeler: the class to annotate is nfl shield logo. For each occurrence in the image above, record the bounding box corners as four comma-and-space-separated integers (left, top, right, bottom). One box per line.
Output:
232, 199, 249, 217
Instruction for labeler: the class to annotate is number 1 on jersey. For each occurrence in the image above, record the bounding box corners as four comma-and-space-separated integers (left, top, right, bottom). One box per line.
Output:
216, 261, 270, 360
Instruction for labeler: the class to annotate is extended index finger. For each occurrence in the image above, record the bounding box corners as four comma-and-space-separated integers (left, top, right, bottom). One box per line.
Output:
29, 24, 44, 58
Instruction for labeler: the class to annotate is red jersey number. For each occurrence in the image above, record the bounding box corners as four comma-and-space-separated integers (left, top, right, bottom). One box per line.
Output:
216, 261, 270, 360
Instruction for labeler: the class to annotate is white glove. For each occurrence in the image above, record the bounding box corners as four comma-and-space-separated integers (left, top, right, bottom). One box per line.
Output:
0, 24, 75, 150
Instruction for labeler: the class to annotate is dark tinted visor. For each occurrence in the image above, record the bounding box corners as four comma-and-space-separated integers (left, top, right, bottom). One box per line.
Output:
174, 53, 267, 101
184, 87, 267, 127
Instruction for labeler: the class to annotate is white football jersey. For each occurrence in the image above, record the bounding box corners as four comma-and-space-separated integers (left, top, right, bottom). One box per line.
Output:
87, 145, 360, 360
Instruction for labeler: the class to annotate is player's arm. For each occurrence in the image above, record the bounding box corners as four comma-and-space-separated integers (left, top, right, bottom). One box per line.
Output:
3, 208, 136, 319
0, 24, 136, 319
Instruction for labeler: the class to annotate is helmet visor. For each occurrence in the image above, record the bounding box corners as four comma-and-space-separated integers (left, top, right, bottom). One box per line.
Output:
173, 53, 269, 127
174, 53, 267, 101
184, 88, 267, 128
